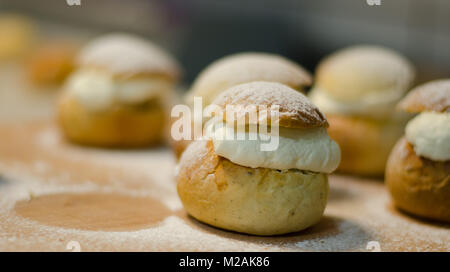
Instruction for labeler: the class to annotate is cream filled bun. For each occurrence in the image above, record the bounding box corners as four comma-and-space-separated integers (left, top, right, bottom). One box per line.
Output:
310, 45, 415, 118
177, 82, 340, 235
64, 69, 172, 112
309, 45, 415, 176
185, 52, 312, 107
58, 33, 181, 147
171, 52, 311, 159
206, 121, 340, 173
386, 79, 450, 222
405, 112, 450, 161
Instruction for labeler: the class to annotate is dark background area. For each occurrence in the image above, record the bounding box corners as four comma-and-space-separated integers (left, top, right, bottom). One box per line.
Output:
1, 0, 449, 85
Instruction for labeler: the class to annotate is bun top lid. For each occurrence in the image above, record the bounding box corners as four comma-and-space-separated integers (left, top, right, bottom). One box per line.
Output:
315, 45, 415, 101
210, 81, 328, 129
398, 79, 450, 113
77, 33, 181, 80
186, 52, 312, 105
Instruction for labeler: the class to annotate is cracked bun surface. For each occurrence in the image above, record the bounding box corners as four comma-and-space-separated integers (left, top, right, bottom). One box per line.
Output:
177, 140, 328, 235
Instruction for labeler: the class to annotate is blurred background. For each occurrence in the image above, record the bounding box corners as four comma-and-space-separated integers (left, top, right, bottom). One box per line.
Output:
0, 0, 449, 85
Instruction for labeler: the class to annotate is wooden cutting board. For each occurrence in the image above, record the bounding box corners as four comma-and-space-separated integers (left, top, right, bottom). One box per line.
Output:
0, 120, 448, 252
0, 60, 448, 252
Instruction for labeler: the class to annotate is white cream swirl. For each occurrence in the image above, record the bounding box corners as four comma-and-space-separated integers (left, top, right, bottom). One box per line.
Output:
205, 120, 341, 173
405, 111, 450, 161
65, 69, 171, 111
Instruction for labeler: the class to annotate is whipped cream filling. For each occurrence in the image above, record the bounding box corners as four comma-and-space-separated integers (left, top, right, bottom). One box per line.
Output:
205, 120, 341, 173
405, 111, 450, 161
65, 69, 171, 111
309, 86, 406, 119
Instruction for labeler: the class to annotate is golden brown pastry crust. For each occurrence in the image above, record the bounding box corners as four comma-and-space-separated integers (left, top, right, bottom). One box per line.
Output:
185, 52, 312, 106
315, 45, 415, 101
58, 94, 165, 147
211, 82, 328, 129
326, 114, 405, 176
77, 33, 181, 80
385, 137, 450, 222
398, 79, 450, 113
176, 140, 329, 236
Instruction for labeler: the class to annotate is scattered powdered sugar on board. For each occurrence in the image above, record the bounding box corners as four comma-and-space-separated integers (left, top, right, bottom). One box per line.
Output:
0, 121, 449, 251
323, 175, 450, 251
0, 62, 58, 122
0, 170, 276, 252
294, 220, 370, 251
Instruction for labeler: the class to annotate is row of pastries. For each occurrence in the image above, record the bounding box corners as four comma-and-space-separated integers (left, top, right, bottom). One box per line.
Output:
58, 34, 181, 147
18, 30, 449, 235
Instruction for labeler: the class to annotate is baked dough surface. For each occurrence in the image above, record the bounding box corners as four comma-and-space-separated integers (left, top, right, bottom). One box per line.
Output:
177, 140, 328, 235
326, 114, 404, 176
386, 137, 450, 222
58, 95, 165, 147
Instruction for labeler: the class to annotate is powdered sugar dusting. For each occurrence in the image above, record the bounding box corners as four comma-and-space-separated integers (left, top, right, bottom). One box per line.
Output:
318, 45, 415, 93
399, 79, 450, 113
212, 81, 328, 128
78, 33, 181, 78
177, 139, 209, 171
189, 52, 311, 97
0, 121, 449, 251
